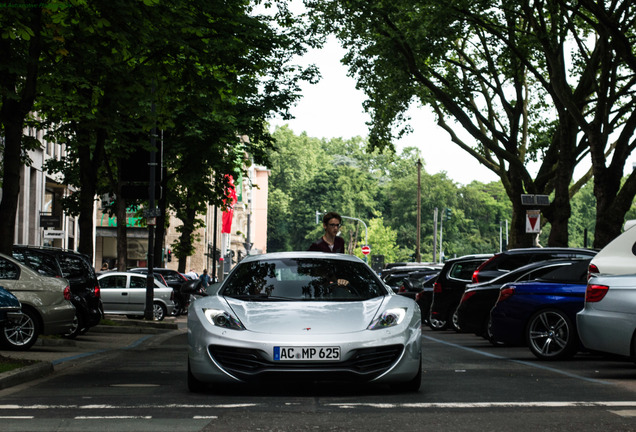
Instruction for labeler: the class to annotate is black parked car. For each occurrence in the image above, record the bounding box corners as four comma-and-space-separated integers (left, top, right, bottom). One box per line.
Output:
396, 270, 439, 324
382, 264, 441, 292
130, 267, 189, 315
456, 259, 588, 340
429, 254, 492, 331
470, 247, 597, 284
12, 245, 103, 338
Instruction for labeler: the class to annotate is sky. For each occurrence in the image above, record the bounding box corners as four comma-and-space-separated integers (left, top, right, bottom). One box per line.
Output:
268, 37, 500, 185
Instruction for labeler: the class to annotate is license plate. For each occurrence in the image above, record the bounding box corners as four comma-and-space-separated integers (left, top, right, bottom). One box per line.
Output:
273, 346, 341, 361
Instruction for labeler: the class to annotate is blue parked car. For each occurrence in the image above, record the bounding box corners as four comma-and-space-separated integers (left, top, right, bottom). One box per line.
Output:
489, 259, 591, 360
0, 285, 21, 325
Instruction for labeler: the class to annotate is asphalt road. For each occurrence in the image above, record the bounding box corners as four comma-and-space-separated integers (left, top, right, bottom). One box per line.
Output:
1, 323, 636, 432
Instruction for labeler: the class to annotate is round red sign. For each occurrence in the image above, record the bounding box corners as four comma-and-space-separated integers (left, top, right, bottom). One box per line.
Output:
361, 245, 371, 255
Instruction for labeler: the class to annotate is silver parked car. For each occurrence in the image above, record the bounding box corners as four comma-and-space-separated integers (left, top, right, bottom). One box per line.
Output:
0, 252, 76, 350
97, 272, 175, 321
186, 252, 422, 392
577, 274, 636, 360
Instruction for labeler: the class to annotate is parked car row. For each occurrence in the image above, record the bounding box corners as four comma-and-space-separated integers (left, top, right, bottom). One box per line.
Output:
412, 222, 636, 367
0, 245, 182, 351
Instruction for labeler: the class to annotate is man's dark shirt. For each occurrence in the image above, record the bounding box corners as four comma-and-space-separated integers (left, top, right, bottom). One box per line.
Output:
308, 236, 345, 253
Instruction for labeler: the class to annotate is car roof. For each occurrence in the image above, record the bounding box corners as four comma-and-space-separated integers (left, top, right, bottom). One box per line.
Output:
239, 251, 366, 263
500, 247, 596, 255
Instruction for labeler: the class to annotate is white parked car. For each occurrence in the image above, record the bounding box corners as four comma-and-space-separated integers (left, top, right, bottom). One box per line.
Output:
97, 272, 175, 321
577, 274, 636, 360
185, 252, 422, 393
588, 220, 636, 277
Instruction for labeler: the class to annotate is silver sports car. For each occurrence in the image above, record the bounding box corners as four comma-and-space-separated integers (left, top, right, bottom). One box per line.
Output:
186, 252, 422, 392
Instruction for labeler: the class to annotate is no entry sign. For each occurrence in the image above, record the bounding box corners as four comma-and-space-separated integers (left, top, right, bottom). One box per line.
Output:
361, 245, 371, 255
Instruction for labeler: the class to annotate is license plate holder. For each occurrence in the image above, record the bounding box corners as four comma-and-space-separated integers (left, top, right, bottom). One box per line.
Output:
273, 346, 341, 361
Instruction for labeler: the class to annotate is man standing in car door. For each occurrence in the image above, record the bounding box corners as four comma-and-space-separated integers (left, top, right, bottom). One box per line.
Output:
308, 212, 345, 253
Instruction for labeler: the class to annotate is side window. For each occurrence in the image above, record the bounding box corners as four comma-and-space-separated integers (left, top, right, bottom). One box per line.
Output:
58, 255, 88, 279
518, 265, 564, 282
130, 276, 146, 288
100, 276, 127, 288
0, 257, 20, 280
449, 260, 483, 281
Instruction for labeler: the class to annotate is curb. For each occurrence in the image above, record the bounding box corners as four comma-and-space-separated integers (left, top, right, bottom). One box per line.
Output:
0, 361, 53, 390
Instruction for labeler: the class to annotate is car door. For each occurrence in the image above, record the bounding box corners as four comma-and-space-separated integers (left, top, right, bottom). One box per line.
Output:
127, 275, 149, 313
98, 275, 129, 313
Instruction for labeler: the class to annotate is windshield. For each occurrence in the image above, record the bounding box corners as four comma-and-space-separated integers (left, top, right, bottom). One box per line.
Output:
222, 258, 387, 301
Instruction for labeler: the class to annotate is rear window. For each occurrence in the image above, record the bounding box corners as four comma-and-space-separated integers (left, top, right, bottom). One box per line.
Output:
536, 259, 591, 284
13, 250, 59, 277
58, 255, 92, 279
449, 260, 485, 281
222, 258, 386, 301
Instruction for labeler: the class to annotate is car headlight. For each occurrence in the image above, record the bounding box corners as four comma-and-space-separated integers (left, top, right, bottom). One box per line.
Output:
368, 307, 407, 330
203, 309, 245, 330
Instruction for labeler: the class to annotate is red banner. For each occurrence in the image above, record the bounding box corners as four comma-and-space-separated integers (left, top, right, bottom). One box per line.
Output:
222, 175, 237, 234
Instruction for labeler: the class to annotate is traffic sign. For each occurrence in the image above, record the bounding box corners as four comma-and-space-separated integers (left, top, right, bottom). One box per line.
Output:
361, 245, 371, 255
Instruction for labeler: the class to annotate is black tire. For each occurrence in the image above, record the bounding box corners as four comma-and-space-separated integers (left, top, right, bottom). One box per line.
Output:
451, 309, 461, 332
1, 308, 40, 351
398, 358, 422, 392
62, 311, 85, 339
486, 315, 505, 346
187, 360, 206, 393
526, 309, 578, 360
153, 302, 167, 321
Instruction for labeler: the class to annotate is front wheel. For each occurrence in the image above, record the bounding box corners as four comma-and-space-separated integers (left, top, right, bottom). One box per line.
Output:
188, 360, 206, 393
153, 302, 167, 321
526, 309, 578, 360
1, 308, 40, 351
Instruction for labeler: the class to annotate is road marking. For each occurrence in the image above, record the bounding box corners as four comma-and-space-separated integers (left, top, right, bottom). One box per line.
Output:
76, 416, 152, 419
0, 416, 34, 419
0, 403, 258, 410
193, 416, 218, 419
610, 410, 636, 417
422, 333, 612, 385
327, 402, 636, 409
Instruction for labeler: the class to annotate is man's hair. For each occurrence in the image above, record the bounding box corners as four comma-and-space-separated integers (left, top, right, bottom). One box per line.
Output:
322, 212, 342, 225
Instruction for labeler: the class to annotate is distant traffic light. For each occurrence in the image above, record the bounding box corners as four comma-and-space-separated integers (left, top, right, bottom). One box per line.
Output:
167, 249, 172, 262
445, 208, 452, 220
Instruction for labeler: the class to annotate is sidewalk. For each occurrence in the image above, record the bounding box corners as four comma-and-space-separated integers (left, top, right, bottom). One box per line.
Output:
0, 315, 187, 390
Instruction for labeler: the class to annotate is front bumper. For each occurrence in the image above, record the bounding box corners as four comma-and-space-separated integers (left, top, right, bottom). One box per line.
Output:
188, 309, 421, 385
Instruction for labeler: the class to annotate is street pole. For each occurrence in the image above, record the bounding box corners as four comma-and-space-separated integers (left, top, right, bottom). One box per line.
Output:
433, 208, 438, 263
416, 159, 421, 263
144, 86, 157, 321
439, 214, 443, 262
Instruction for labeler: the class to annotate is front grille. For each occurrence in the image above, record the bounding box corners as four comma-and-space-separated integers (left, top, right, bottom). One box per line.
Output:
209, 344, 404, 381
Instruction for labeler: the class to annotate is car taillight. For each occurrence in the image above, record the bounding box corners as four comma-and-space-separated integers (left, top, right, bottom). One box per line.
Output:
498, 286, 515, 302
460, 290, 476, 304
63, 286, 71, 301
587, 263, 599, 280
398, 285, 406, 293
93, 285, 100, 298
433, 282, 442, 293
415, 291, 423, 302
585, 284, 609, 302
472, 255, 496, 283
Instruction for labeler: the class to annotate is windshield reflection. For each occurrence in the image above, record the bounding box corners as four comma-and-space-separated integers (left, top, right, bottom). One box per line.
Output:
222, 258, 385, 301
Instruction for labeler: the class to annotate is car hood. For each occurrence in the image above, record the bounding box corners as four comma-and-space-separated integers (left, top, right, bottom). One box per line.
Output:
225, 297, 386, 335
0, 287, 20, 309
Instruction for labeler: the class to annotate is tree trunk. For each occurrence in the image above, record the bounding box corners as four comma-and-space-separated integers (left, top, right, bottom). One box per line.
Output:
115, 186, 128, 271
177, 202, 196, 274
77, 128, 106, 259
0, 9, 42, 255
0, 117, 23, 255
